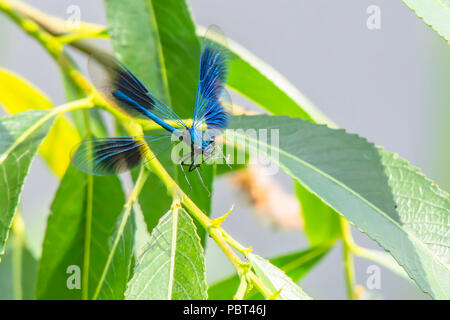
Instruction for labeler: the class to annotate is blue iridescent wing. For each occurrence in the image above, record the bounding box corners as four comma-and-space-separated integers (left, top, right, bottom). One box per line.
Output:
193, 25, 232, 135
71, 133, 174, 176
89, 52, 186, 130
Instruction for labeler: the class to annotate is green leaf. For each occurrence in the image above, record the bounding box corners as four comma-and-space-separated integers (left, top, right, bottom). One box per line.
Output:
132, 152, 176, 236
105, 0, 202, 114
295, 182, 341, 246
0, 224, 38, 300
0, 110, 55, 256
0, 243, 38, 300
208, 245, 330, 300
0, 68, 53, 112
227, 115, 450, 299
98, 209, 136, 300
402, 0, 450, 43
249, 253, 311, 300
0, 68, 80, 177
105, 0, 213, 243
105, 0, 167, 101
150, 0, 201, 117
357, 248, 412, 282
125, 208, 207, 300
36, 165, 125, 299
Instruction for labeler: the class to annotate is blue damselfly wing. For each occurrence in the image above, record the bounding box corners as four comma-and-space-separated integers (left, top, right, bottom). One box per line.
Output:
193, 25, 232, 136
71, 132, 179, 176
88, 52, 187, 132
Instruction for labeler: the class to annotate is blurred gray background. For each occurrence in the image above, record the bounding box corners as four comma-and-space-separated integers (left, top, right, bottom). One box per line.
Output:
1, 0, 449, 299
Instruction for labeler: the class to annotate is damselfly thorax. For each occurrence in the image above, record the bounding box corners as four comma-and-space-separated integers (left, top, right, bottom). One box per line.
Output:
174, 127, 216, 166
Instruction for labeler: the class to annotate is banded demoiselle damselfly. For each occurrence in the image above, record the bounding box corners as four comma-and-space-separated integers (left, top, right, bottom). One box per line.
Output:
71, 25, 232, 194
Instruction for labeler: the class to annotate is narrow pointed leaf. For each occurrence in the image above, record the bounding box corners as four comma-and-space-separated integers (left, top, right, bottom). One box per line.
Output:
358, 248, 411, 282
150, 0, 201, 117
402, 0, 450, 43
0, 68, 80, 177
227, 115, 450, 299
0, 110, 55, 255
249, 253, 312, 300
98, 209, 136, 300
208, 245, 330, 300
36, 165, 125, 299
105, 0, 167, 101
125, 208, 207, 300
0, 229, 38, 300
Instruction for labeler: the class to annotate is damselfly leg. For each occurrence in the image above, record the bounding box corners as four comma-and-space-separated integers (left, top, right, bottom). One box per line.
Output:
178, 153, 192, 190
195, 166, 210, 196
178, 152, 210, 195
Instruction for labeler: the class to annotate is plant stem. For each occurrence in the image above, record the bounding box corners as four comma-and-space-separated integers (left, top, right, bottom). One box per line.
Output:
233, 272, 249, 300
57, 29, 108, 44
0, 0, 63, 59
340, 217, 356, 300
247, 272, 278, 300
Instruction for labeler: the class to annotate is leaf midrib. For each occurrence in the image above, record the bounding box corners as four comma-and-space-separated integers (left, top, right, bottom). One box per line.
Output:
230, 130, 449, 274
0, 99, 91, 166
167, 208, 178, 299
146, 0, 172, 106
0, 110, 51, 165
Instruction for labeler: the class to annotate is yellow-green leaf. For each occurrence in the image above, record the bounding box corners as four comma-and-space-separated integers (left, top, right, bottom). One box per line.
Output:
0, 68, 80, 177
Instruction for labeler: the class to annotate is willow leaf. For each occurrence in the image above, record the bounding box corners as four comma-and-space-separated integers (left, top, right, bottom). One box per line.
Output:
0, 223, 38, 300
249, 253, 311, 300
98, 209, 136, 300
36, 165, 125, 299
208, 245, 330, 300
0, 68, 80, 177
358, 248, 411, 282
0, 110, 55, 256
227, 115, 450, 299
125, 208, 207, 300
402, 0, 450, 43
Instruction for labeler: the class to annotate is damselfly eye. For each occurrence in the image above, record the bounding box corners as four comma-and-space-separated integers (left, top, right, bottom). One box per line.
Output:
179, 136, 183, 141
